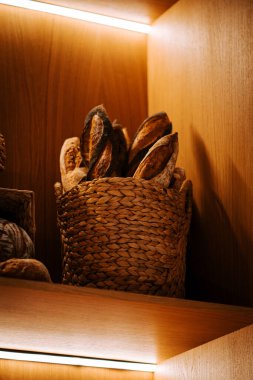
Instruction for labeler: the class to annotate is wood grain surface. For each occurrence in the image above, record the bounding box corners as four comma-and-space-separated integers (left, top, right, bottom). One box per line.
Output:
0, 360, 153, 380
155, 324, 253, 380
0, 278, 253, 365
37, 0, 178, 24
148, 0, 253, 306
0, 4, 147, 281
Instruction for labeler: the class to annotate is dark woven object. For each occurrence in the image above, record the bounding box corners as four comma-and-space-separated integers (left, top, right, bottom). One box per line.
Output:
0, 133, 6, 172
0, 188, 35, 244
54, 177, 192, 297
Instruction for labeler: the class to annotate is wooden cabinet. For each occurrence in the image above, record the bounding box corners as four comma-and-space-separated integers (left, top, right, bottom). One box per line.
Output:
1, 277, 253, 363
0, 277, 253, 379
1, 0, 253, 307
0, 1, 253, 378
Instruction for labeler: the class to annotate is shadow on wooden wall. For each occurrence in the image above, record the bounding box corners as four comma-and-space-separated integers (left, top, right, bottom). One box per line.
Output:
186, 128, 253, 306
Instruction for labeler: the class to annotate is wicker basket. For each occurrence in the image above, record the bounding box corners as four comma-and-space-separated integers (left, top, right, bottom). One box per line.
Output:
54, 177, 192, 297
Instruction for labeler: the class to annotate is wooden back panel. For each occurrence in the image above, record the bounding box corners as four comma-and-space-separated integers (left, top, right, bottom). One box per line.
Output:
0, 5, 147, 281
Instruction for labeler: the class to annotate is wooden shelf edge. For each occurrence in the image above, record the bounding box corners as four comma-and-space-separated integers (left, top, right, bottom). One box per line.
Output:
0, 277, 253, 364
155, 324, 253, 379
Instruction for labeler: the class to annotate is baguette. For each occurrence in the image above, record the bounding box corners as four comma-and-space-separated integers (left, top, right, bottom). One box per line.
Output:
60, 137, 88, 192
88, 139, 113, 180
80, 105, 116, 180
112, 119, 129, 176
128, 112, 172, 176
169, 167, 186, 190
133, 132, 178, 188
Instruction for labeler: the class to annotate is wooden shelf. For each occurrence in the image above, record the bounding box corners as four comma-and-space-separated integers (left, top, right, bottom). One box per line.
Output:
38, 0, 179, 24
0, 277, 253, 364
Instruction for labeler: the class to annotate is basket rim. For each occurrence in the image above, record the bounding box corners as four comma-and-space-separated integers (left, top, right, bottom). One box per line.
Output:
54, 176, 192, 199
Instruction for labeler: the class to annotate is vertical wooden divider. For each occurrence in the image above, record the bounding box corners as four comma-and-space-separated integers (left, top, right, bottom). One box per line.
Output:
148, 0, 253, 307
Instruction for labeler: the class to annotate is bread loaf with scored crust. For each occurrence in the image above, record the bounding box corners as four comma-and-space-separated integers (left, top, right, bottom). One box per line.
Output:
0, 258, 51, 282
80, 105, 116, 180
112, 119, 129, 177
169, 167, 186, 190
133, 132, 178, 188
128, 112, 172, 176
60, 137, 88, 193
0, 218, 34, 262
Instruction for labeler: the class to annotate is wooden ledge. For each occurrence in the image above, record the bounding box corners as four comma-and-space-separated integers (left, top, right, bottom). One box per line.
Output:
0, 277, 253, 364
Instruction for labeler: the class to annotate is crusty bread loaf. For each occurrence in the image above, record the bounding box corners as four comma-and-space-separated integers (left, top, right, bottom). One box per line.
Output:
88, 139, 113, 180
80, 105, 108, 167
80, 105, 116, 180
112, 120, 128, 176
169, 167, 186, 190
0, 258, 51, 282
133, 132, 178, 188
60, 137, 88, 192
0, 218, 34, 262
128, 112, 172, 176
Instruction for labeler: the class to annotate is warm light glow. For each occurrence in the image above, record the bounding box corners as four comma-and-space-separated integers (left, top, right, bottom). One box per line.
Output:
0, 350, 156, 372
0, 0, 151, 34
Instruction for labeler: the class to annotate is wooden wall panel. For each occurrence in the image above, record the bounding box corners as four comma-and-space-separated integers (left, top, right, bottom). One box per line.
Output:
40, 0, 178, 24
0, 5, 147, 281
0, 360, 153, 380
148, 0, 253, 306
154, 324, 253, 380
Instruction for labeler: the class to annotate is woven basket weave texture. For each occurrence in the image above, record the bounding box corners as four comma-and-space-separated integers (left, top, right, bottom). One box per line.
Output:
55, 177, 192, 297
0, 133, 6, 172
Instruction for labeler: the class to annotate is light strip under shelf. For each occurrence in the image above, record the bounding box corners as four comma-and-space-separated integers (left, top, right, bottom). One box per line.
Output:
0, 0, 151, 34
0, 349, 156, 372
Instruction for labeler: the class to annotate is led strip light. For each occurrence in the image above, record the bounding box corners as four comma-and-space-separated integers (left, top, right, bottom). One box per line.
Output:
0, 0, 151, 34
0, 349, 156, 372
